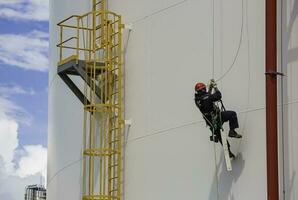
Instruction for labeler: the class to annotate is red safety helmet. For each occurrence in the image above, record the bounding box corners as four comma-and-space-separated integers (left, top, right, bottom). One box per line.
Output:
195, 82, 206, 91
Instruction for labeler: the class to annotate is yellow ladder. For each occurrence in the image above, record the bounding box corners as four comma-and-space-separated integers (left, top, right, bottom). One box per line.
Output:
56, 1, 123, 200
83, 1, 123, 199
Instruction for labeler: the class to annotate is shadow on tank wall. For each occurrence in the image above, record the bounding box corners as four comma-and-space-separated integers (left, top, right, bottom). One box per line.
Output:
208, 153, 245, 200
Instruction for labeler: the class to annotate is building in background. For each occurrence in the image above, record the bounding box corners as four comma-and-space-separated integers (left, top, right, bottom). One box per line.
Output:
48, 0, 298, 199
24, 185, 46, 200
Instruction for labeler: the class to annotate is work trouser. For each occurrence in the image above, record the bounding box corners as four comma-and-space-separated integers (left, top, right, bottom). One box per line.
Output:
220, 110, 239, 130
211, 110, 239, 153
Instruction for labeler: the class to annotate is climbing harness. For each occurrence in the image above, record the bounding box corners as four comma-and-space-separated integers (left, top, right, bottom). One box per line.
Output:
200, 81, 232, 172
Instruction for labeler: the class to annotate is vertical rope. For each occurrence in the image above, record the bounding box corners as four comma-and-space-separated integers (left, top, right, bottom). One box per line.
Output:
215, 0, 244, 82
212, 127, 220, 200
202, 112, 219, 200
211, 0, 220, 199
235, 0, 247, 156
211, 0, 245, 197
212, 0, 215, 79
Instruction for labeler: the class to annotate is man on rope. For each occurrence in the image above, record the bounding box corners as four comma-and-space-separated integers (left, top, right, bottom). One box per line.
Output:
194, 79, 242, 158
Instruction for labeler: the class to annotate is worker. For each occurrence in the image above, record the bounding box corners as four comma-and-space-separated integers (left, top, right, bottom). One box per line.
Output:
194, 79, 242, 158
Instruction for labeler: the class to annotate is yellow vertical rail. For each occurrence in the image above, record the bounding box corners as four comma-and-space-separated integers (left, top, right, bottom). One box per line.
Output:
100, 0, 105, 47
59, 26, 63, 61
107, 20, 113, 200
117, 15, 123, 200
76, 18, 80, 64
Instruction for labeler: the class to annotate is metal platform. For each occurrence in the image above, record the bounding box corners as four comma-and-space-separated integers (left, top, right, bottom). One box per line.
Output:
57, 56, 105, 104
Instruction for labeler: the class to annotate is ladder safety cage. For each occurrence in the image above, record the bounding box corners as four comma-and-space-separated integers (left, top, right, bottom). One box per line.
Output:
57, 1, 124, 200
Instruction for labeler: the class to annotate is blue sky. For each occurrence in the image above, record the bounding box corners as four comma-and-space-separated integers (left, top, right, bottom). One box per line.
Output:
0, 58, 48, 146
0, 0, 49, 199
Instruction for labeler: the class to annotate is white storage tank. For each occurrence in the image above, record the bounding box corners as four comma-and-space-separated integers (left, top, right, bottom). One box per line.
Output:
48, 0, 298, 199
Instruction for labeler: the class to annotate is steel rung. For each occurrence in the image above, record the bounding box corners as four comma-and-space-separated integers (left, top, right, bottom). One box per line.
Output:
108, 164, 118, 168
109, 176, 119, 180
109, 140, 119, 144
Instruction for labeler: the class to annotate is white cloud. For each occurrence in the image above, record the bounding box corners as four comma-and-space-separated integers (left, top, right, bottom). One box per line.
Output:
15, 145, 47, 178
0, 118, 47, 180
0, 85, 35, 97
0, 31, 48, 71
0, 95, 47, 200
0, 97, 20, 118
0, 171, 43, 200
0, 97, 46, 178
0, 0, 49, 21
0, 84, 39, 139
30, 30, 49, 39
0, 0, 22, 5
0, 119, 18, 173
0, 97, 32, 126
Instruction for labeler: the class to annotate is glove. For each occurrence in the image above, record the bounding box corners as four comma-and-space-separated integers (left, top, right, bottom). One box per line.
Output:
209, 79, 217, 88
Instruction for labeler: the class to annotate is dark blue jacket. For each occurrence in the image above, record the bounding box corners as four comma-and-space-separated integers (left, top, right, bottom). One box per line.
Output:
195, 90, 221, 113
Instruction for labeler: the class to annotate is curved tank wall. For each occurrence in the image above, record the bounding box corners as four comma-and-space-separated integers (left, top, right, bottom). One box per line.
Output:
48, 0, 298, 199
48, 1, 92, 199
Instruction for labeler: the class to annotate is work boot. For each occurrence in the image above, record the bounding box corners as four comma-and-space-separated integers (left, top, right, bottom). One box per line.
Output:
228, 129, 242, 138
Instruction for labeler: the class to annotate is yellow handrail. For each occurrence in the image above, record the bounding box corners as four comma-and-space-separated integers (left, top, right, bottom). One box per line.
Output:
57, 15, 80, 26
56, 36, 77, 47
